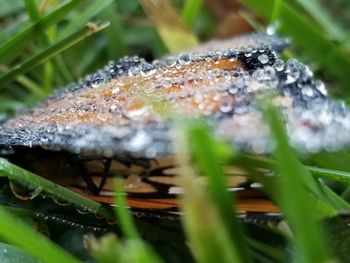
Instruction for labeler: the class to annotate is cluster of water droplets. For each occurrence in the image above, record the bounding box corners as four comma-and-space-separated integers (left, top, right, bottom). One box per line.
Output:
2, 37, 350, 156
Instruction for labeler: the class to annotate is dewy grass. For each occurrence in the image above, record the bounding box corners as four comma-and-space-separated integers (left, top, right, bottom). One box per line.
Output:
0, 158, 111, 219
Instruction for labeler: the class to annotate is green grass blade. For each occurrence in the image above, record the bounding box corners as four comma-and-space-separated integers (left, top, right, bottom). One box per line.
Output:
140, 0, 198, 53
59, 0, 114, 39
174, 122, 251, 263
24, 0, 42, 22
0, 207, 81, 263
270, 0, 282, 22
24, 0, 54, 92
0, 0, 85, 63
181, 0, 203, 28
295, 0, 346, 40
188, 124, 252, 263
240, 0, 350, 93
15, 74, 46, 98
114, 179, 139, 239
99, 7, 127, 59
265, 106, 333, 262
0, 22, 109, 87
0, 158, 111, 219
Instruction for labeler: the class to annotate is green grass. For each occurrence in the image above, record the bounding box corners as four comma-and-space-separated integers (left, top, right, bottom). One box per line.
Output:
0, 0, 350, 262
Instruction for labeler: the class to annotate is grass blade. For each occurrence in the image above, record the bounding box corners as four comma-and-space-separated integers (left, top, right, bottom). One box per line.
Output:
0, 0, 85, 63
181, 0, 203, 28
140, 0, 198, 53
0, 207, 81, 263
0, 22, 109, 87
265, 105, 333, 262
99, 7, 127, 59
174, 122, 251, 263
59, 0, 114, 38
188, 124, 251, 262
295, 0, 346, 40
0, 158, 111, 219
114, 179, 139, 239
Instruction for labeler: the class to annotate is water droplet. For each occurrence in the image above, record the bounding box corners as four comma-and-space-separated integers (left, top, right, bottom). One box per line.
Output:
244, 51, 252, 57
9, 180, 42, 201
91, 72, 107, 88
75, 205, 91, 214
228, 84, 239, 95
179, 54, 191, 65
107, 218, 117, 225
301, 86, 315, 97
285, 60, 300, 84
52, 196, 70, 206
124, 130, 152, 152
165, 57, 177, 67
123, 96, 150, 120
219, 97, 234, 113
266, 21, 280, 35
273, 59, 285, 71
160, 77, 172, 88
140, 62, 156, 76
258, 54, 269, 64
251, 66, 278, 90
315, 80, 327, 96
111, 85, 120, 94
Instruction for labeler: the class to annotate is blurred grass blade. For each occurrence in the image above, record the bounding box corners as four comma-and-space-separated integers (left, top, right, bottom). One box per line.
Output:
0, 22, 109, 87
0, 158, 111, 218
108, 179, 164, 263
174, 122, 251, 263
0, 0, 85, 63
295, 0, 346, 40
24, 0, 42, 22
270, 0, 282, 22
16, 74, 46, 98
114, 179, 139, 239
60, 0, 114, 38
140, 0, 198, 53
88, 233, 164, 263
188, 124, 251, 263
0, 207, 81, 263
99, 7, 127, 59
265, 106, 333, 262
181, 0, 203, 28
239, 154, 350, 210
24, 0, 54, 92
240, 0, 350, 94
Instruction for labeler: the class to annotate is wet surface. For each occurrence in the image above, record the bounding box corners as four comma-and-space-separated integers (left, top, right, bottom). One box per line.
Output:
0, 33, 348, 158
